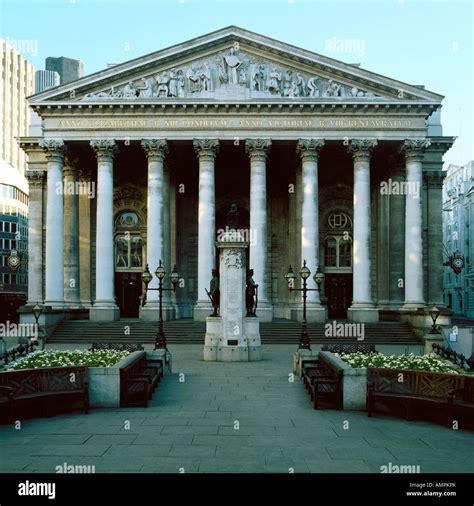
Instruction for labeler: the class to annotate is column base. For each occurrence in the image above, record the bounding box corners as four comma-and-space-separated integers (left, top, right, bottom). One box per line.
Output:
140, 304, 175, 321
194, 300, 214, 322
64, 301, 83, 310
254, 301, 273, 322
90, 305, 120, 322
44, 301, 66, 310
402, 301, 426, 311
347, 305, 379, 323
292, 303, 327, 323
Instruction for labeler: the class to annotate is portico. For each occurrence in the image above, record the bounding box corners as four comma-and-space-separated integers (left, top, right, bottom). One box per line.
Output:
19, 26, 454, 329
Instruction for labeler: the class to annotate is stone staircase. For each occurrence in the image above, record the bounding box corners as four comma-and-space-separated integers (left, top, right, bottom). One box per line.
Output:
49, 318, 420, 345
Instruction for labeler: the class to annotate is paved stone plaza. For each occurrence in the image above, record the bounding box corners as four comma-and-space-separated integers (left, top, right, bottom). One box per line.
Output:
0, 345, 473, 474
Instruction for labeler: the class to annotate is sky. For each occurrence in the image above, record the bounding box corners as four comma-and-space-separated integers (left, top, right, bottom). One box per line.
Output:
1, 0, 473, 168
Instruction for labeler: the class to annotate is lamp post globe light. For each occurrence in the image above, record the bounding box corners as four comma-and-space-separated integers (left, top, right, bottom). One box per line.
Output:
285, 260, 324, 350
32, 303, 43, 349
141, 261, 180, 350
429, 305, 441, 335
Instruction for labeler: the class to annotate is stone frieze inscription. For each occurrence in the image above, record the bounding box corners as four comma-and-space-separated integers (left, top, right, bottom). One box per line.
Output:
55, 117, 416, 130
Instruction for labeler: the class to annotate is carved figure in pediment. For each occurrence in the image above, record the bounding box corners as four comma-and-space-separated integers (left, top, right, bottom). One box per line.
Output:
186, 67, 201, 93
288, 79, 300, 97
168, 69, 178, 97
307, 76, 320, 97
251, 64, 265, 91
110, 86, 123, 98
267, 68, 282, 94
176, 70, 185, 97
325, 79, 341, 97
224, 48, 241, 85
283, 70, 293, 97
155, 72, 170, 97
295, 73, 306, 97
216, 59, 228, 85
200, 63, 213, 92
137, 78, 154, 98
239, 66, 247, 87
123, 81, 138, 98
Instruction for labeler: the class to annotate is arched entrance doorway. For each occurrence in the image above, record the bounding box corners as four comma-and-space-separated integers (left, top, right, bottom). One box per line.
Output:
319, 185, 353, 320
114, 210, 146, 318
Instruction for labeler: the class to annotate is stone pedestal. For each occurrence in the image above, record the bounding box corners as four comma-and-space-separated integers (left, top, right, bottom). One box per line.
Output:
203, 230, 261, 362
423, 332, 444, 355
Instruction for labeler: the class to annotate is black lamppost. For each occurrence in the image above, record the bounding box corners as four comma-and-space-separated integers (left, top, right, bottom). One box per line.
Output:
32, 303, 43, 349
141, 261, 179, 350
429, 305, 441, 335
285, 261, 324, 350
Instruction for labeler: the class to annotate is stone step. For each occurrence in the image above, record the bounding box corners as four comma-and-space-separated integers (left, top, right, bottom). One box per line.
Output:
49, 319, 420, 344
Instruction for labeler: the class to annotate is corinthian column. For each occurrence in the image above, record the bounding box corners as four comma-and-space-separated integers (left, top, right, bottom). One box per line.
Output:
63, 155, 81, 306
25, 170, 44, 304
193, 139, 219, 321
246, 138, 272, 322
89, 139, 119, 321
400, 139, 430, 309
296, 139, 326, 322
347, 139, 379, 323
40, 139, 66, 308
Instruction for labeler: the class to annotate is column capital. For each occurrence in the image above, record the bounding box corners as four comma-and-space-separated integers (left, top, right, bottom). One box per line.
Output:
141, 139, 169, 161
64, 154, 80, 177
78, 168, 92, 182
423, 170, 445, 188
39, 139, 66, 162
193, 139, 219, 161
90, 139, 117, 161
399, 139, 431, 162
25, 170, 45, 188
245, 138, 271, 161
296, 139, 325, 162
347, 139, 378, 161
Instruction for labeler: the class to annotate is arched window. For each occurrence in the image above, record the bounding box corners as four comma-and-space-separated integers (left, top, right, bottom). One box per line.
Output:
325, 237, 337, 267
115, 211, 144, 270
324, 235, 352, 270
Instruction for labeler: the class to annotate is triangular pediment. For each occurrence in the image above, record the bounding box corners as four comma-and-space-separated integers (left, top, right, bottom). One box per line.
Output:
29, 26, 443, 105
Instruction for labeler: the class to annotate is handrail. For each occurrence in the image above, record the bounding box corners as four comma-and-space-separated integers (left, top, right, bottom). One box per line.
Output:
432, 343, 472, 372
0, 342, 37, 366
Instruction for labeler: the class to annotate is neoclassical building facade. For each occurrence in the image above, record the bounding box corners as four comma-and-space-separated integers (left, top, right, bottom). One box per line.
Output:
20, 27, 454, 326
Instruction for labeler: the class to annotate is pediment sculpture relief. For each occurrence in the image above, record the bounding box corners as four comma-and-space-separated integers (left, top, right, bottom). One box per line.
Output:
82, 48, 383, 101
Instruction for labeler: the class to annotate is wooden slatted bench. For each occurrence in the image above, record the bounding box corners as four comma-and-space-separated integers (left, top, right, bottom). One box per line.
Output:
301, 354, 343, 410
120, 353, 162, 407
367, 368, 467, 427
448, 376, 474, 429
0, 366, 89, 423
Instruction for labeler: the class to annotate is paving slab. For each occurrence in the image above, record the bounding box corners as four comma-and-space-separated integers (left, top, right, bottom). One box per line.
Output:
1, 343, 471, 474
